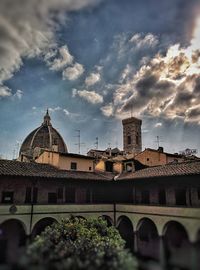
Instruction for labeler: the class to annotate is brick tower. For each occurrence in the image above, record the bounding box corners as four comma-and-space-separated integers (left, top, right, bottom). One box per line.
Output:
122, 117, 142, 155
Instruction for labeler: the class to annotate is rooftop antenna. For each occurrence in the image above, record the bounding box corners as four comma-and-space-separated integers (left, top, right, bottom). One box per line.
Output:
12, 148, 16, 160
130, 104, 133, 118
95, 137, 99, 149
155, 135, 163, 149
74, 129, 85, 154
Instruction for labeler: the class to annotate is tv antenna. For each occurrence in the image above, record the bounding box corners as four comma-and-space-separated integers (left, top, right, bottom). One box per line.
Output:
155, 135, 163, 149
95, 137, 99, 149
74, 130, 85, 154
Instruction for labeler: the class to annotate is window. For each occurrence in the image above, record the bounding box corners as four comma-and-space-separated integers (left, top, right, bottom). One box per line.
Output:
25, 187, 32, 203
48, 192, 57, 203
158, 189, 166, 205
125, 162, 133, 172
53, 138, 58, 145
105, 161, 113, 172
65, 187, 75, 203
147, 158, 149, 161
71, 162, 77, 170
127, 135, 131, 145
32, 187, 38, 203
89, 167, 92, 171
175, 189, 186, 206
57, 188, 63, 200
141, 190, 149, 204
2, 192, 13, 204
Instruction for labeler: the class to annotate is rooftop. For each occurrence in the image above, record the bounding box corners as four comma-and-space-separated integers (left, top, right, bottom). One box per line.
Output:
0, 159, 113, 181
1, 159, 200, 182
118, 160, 200, 180
41, 150, 95, 160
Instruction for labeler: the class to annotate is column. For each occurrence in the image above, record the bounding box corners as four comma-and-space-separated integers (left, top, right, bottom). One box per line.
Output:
191, 243, 199, 270
159, 236, 167, 270
134, 231, 138, 254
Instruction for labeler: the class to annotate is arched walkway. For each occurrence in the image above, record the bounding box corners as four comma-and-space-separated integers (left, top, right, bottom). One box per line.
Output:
163, 221, 191, 269
32, 217, 57, 239
99, 215, 113, 227
117, 216, 134, 251
136, 218, 159, 260
0, 219, 26, 264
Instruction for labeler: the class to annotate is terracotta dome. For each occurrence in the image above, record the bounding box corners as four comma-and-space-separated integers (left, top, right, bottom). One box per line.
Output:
19, 110, 68, 160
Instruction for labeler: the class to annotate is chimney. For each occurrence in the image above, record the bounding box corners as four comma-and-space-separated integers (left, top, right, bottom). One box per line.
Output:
158, 147, 164, 153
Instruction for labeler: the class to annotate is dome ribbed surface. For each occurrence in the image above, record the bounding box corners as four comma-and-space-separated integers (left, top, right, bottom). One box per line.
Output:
19, 110, 67, 157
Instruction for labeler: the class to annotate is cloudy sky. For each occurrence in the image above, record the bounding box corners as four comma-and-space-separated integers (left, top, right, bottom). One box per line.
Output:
0, 0, 200, 158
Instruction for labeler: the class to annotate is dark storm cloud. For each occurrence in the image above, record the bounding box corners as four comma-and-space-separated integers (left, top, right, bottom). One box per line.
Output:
187, 106, 200, 120
121, 72, 174, 113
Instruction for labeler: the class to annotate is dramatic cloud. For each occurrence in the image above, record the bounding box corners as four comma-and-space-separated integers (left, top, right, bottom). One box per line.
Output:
101, 103, 114, 117
48, 46, 73, 71
73, 89, 103, 104
0, 0, 100, 91
102, 16, 200, 124
13, 89, 23, 100
62, 63, 84, 80
155, 122, 162, 128
0, 85, 12, 97
85, 72, 101, 86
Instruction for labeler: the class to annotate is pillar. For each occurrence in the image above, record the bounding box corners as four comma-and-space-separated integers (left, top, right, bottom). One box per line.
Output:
134, 231, 138, 254
159, 236, 167, 270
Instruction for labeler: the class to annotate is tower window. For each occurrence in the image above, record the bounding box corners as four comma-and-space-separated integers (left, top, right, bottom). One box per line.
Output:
136, 132, 139, 145
127, 135, 131, 145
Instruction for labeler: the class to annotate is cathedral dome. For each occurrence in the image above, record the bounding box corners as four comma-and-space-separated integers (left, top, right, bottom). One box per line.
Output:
19, 110, 68, 160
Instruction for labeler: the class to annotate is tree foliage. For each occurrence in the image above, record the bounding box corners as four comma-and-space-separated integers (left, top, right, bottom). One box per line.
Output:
20, 216, 137, 270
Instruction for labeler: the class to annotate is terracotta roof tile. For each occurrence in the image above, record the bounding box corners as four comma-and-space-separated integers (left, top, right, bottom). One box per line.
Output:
117, 160, 200, 180
0, 159, 113, 181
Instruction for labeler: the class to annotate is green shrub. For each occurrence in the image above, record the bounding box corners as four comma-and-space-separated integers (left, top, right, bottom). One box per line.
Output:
19, 216, 137, 270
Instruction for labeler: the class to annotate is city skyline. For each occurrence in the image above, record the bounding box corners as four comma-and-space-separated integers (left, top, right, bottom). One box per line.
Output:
0, 0, 200, 158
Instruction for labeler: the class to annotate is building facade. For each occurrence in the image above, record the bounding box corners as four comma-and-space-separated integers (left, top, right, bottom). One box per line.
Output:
0, 159, 200, 269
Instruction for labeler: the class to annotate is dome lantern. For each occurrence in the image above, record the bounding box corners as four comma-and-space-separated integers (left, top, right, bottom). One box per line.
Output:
43, 109, 51, 126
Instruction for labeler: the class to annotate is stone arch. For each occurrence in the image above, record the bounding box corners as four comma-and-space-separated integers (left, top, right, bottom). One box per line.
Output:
99, 215, 113, 227
32, 217, 58, 238
163, 221, 191, 269
0, 219, 26, 264
136, 218, 160, 260
117, 215, 134, 251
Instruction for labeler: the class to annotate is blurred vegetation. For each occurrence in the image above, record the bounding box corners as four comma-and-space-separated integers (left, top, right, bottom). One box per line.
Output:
18, 216, 137, 270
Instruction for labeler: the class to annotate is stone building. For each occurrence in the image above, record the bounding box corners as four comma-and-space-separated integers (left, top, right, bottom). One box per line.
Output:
19, 110, 68, 161
0, 159, 200, 269
122, 117, 142, 155
1, 113, 200, 269
36, 150, 95, 172
135, 147, 185, 167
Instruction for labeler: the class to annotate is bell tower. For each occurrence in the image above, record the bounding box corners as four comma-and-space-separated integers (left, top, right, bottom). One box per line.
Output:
122, 117, 142, 155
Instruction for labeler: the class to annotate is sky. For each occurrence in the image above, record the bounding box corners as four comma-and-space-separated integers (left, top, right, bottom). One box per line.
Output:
0, 0, 200, 159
